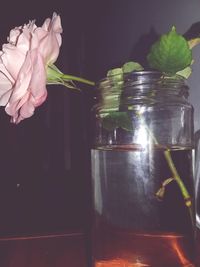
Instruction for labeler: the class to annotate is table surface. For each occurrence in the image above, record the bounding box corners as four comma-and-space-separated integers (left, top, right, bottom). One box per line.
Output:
0, 231, 89, 267
0, 229, 199, 267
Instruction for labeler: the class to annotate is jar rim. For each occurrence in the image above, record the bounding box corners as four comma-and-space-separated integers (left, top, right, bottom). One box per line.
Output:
98, 70, 161, 82
97, 70, 186, 89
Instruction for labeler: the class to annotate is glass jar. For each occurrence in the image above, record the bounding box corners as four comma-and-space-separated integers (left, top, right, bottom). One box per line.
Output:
91, 71, 196, 267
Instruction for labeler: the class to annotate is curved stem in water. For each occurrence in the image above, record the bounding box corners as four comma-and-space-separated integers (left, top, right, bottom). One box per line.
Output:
163, 149, 194, 227
144, 124, 194, 226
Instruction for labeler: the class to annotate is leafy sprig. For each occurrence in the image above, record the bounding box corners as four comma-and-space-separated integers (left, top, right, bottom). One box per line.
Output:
107, 61, 144, 79
101, 25, 200, 131
147, 26, 193, 78
101, 27, 195, 225
101, 61, 142, 131
102, 112, 133, 131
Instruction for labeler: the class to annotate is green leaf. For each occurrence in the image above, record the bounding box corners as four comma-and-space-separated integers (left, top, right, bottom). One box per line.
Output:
107, 68, 123, 83
147, 26, 192, 75
122, 61, 144, 73
47, 64, 63, 83
102, 112, 133, 131
176, 66, 192, 79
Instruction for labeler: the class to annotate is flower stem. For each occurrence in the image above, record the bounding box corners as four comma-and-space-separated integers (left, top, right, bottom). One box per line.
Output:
163, 149, 194, 226
144, 124, 194, 226
164, 149, 192, 207
61, 74, 95, 86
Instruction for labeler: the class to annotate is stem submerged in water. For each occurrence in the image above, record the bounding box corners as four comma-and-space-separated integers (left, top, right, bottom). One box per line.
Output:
145, 123, 194, 225
163, 149, 194, 227
164, 149, 192, 207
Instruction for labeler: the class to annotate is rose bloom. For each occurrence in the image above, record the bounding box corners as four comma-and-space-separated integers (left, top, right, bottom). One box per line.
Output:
0, 13, 62, 123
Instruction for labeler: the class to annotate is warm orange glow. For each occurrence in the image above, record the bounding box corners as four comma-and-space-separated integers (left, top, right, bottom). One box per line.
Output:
94, 233, 195, 266
95, 258, 150, 267
171, 238, 194, 266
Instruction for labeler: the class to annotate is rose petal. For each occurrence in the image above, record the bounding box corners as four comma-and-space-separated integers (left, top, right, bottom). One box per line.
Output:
5, 52, 32, 116
0, 13, 62, 123
1, 44, 26, 80
29, 49, 47, 105
37, 14, 62, 64
0, 72, 13, 106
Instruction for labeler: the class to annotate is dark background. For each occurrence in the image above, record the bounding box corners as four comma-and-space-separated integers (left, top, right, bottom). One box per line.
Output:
0, 0, 200, 236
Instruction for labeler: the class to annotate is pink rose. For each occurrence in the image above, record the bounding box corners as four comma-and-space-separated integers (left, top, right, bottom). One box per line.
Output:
0, 13, 62, 123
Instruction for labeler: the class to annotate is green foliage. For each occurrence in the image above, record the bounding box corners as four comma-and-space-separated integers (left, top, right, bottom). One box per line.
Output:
147, 26, 192, 75
103, 62, 143, 131
107, 68, 123, 77
122, 61, 144, 73
176, 66, 192, 79
107, 68, 123, 83
102, 112, 133, 131
106, 61, 144, 81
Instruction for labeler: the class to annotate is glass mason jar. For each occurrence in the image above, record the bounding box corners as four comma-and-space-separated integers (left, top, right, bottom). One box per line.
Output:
91, 71, 196, 267
195, 132, 200, 230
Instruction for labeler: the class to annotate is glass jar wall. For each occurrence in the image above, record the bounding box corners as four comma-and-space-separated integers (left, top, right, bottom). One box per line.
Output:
91, 71, 196, 267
